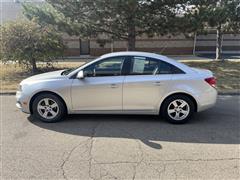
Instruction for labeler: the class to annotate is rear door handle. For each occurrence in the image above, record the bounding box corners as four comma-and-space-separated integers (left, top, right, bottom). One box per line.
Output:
153, 81, 162, 86
110, 84, 118, 88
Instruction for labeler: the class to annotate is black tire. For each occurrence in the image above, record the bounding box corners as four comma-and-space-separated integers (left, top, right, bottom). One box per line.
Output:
32, 93, 66, 123
161, 95, 195, 124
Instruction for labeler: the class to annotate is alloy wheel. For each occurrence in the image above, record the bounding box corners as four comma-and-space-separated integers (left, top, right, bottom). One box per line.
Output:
37, 98, 59, 119
167, 99, 190, 121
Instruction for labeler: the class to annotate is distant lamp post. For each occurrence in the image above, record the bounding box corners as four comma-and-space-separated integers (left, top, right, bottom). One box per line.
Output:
193, 33, 197, 56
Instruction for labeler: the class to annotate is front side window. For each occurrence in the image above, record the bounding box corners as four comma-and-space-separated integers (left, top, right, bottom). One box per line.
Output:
130, 56, 184, 75
83, 57, 125, 77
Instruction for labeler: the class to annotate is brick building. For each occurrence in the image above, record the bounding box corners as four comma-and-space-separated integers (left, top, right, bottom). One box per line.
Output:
1, 0, 240, 57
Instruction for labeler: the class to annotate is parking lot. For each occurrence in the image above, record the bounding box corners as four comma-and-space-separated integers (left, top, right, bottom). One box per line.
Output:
1, 95, 239, 179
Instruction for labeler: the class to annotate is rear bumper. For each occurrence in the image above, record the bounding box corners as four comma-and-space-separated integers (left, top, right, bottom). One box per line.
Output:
16, 91, 31, 114
197, 88, 218, 112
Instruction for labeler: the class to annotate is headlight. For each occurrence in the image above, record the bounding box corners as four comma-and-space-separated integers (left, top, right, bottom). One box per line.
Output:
18, 84, 22, 91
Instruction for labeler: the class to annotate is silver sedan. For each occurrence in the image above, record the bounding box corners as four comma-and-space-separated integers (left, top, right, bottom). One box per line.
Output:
16, 52, 217, 124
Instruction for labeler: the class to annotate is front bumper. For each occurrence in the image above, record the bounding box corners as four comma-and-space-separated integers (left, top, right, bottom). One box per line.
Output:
16, 91, 31, 114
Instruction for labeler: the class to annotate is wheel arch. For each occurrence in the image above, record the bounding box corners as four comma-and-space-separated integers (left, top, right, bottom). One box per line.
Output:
29, 91, 68, 114
159, 92, 198, 114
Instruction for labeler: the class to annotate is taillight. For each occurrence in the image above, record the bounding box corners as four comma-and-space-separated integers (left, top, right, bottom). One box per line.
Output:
205, 77, 217, 88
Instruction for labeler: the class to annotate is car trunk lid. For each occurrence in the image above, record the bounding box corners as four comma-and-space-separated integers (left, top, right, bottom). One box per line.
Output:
191, 67, 213, 78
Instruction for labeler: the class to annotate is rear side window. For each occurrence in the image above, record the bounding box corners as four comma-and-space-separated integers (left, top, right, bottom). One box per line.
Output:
158, 60, 184, 74
129, 56, 184, 75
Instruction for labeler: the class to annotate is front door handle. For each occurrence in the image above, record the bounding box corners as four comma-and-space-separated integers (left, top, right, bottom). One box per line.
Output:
110, 84, 118, 88
153, 81, 162, 86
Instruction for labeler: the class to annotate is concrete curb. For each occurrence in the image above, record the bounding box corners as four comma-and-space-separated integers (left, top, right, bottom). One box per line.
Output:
218, 92, 240, 96
0, 92, 16, 95
0, 91, 239, 96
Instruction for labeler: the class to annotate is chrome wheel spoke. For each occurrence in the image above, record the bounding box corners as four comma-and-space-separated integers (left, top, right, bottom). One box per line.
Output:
174, 112, 180, 119
172, 101, 178, 108
168, 109, 175, 114
42, 111, 48, 118
51, 103, 58, 108
181, 109, 188, 115
179, 101, 187, 108
38, 105, 45, 110
44, 98, 49, 106
49, 110, 57, 116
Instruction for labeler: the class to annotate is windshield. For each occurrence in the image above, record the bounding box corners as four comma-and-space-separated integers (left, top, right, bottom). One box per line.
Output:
61, 61, 89, 75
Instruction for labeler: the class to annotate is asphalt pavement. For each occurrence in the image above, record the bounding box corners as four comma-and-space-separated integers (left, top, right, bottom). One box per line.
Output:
0, 95, 239, 179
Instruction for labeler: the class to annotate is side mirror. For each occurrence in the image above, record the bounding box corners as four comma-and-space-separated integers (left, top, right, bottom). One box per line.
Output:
76, 70, 84, 79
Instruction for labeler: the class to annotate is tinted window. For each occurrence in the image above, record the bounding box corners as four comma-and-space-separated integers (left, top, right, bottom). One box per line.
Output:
129, 56, 184, 75
158, 60, 179, 74
83, 57, 125, 77
158, 60, 184, 74
171, 64, 185, 74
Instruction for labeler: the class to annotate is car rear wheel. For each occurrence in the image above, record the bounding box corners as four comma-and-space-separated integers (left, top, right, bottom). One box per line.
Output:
32, 93, 66, 123
161, 95, 195, 124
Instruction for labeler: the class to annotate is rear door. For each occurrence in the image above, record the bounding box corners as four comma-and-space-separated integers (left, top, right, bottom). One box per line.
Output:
123, 56, 173, 112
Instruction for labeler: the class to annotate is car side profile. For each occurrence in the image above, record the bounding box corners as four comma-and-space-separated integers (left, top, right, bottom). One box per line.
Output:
16, 51, 217, 124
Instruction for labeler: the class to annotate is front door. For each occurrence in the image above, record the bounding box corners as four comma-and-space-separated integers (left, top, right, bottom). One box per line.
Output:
71, 56, 126, 111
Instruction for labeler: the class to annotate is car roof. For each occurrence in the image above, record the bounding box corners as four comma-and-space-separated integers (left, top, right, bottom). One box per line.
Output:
100, 51, 168, 60
100, 51, 195, 74
99, 51, 189, 69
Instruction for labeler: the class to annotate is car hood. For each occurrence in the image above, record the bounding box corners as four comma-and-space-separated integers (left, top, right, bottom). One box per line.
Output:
21, 70, 66, 84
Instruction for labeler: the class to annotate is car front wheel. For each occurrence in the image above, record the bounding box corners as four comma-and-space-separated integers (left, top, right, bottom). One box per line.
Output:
32, 93, 66, 123
161, 95, 195, 124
